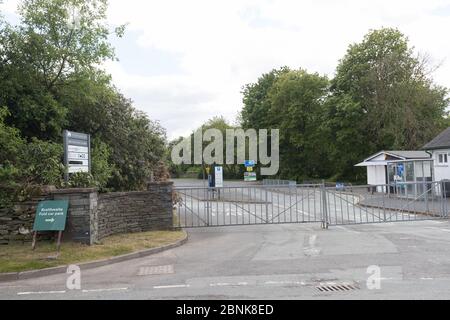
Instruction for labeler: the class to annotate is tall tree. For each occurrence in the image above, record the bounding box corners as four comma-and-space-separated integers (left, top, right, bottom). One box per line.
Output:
240, 67, 290, 129
241, 68, 330, 180
327, 28, 448, 180
0, 0, 122, 140
0, 0, 167, 192
267, 70, 330, 180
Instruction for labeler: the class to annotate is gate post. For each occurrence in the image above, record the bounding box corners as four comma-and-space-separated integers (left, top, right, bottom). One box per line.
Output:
206, 187, 210, 226
442, 181, 447, 218
321, 182, 329, 229
265, 187, 269, 223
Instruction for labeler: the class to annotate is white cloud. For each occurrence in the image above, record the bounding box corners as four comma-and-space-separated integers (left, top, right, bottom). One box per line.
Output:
105, 0, 450, 139
3, 0, 450, 139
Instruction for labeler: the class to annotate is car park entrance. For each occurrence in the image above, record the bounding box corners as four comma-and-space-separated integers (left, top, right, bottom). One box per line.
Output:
174, 181, 449, 228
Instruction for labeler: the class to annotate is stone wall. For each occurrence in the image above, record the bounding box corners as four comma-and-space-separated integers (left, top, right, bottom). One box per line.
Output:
51, 188, 98, 245
97, 182, 173, 239
0, 182, 173, 245
0, 192, 49, 245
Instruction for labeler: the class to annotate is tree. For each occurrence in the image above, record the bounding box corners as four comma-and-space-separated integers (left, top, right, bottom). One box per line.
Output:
240, 68, 330, 181
327, 28, 449, 180
267, 70, 330, 180
0, 0, 122, 140
240, 67, 290, 129
0, 0, 167, 192
168, 116, 243, 179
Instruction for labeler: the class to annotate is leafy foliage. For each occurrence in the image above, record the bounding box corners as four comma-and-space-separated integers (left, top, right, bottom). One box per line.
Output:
0, 108, 64, 207
90, 138, 115, 191
327, 28, 449, 180
240, 69, 331, 181
67, 172, 97, 188
168, 116, 244, 180
19, 138, 65, 186
0, 0, 167, 200
240, 28, 449, 182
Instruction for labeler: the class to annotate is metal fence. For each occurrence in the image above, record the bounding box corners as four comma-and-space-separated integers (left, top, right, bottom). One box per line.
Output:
262, 179, 297, 186
323, 181, 448, 226
173, 181, 449, 228
174, 184, 323, 228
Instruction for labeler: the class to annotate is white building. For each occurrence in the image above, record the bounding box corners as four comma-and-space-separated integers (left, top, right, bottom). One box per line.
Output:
355, 150, 432, 193
422, 127, 450, 182
355, 127, 450, 196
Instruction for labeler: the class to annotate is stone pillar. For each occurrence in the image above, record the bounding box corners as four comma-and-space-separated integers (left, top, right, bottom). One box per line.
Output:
51, 188, 98, 245
147, 181, 174, 229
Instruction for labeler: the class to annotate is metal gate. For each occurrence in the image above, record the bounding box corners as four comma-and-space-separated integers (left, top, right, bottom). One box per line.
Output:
323, 181, 449, 226
173, 181, 449, 228
174, 184, 323, 228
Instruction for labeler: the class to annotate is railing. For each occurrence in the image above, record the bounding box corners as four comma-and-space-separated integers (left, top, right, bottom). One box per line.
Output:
323, 181, 448, 226
174, 184, 323, 228
173, 181, 449, 228
262, 179, 297, 186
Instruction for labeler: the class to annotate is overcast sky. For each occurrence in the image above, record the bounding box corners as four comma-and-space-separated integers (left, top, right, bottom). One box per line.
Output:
2, 0, 450, 139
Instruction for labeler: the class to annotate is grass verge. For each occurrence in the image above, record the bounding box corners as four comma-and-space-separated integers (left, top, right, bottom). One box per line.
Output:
0, 229, 186, 273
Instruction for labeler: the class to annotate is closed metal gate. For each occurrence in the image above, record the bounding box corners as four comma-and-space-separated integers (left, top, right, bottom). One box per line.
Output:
173, 181, 449, 228
323, 181, 449, 226
174, 185, 323, 228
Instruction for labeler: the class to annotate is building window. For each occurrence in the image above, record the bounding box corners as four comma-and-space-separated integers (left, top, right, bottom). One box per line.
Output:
438, 153, 448, 165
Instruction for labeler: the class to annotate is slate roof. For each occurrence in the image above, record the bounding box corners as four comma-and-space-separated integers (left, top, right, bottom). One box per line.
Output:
365, 150, 430, 161
383, 150, 430, 159
422, 127, 450, 150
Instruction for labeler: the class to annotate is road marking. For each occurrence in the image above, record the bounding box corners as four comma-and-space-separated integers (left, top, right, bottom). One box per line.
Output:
425, 227, 450, 232
420, 277, 434, 280
17, 290, 66, 295
264, 280, 305, 286
335, 226, 361, 234
138, 265, 174, 276
209, 282, 248, 287
304, 234, 321, 256
81, 287, 128, 293
153, 284, 190, 289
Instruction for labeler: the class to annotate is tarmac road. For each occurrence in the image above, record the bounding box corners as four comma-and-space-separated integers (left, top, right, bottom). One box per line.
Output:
2, 179, 450, 300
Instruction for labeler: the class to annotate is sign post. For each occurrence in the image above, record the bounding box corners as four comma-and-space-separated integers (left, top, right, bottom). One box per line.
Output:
32, 200, 69, 253
214, 166, 223, 188
244, 160, 256, 182
244, 172, 257, 182
63, 130, 91, 182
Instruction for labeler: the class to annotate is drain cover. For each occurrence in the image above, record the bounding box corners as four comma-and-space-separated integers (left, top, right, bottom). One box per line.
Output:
137, 265, 174, 276
315, 282, 358, 293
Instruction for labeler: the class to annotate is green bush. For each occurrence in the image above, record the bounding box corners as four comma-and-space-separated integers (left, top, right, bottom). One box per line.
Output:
67, 172, 97, 188
19, 138, 65, 186
0, 107, 25, 207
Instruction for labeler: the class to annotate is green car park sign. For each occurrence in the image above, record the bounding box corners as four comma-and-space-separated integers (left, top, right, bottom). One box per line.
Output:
32, 200, 69, 251
33, 200, 69, 231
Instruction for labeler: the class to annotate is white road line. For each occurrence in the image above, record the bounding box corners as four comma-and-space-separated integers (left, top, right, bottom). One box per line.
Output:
81, 287, 128, 293
425, 227, 450, 232
334, 226, 361, 234
309, 234, 317, 246
17, 290, 66, 295
304, 234, 321, 256
264, 281, 305, 285
209, 282, 248, 287
153, 284, 190, 289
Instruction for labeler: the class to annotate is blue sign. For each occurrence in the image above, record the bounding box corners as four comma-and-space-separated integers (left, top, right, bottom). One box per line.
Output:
397, 164, 404, 177
244, 160, 256, 167
336, 182, 345, 190
208, 174, 213, 187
